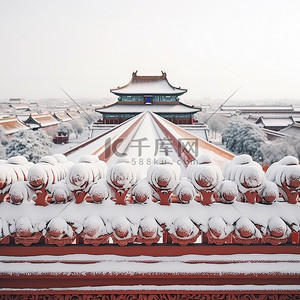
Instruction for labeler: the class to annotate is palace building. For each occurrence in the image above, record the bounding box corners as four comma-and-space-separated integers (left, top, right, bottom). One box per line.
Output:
96, 71, 200, 124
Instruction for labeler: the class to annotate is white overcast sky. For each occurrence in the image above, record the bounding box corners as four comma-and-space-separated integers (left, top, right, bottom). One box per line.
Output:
0, 0, 300, 103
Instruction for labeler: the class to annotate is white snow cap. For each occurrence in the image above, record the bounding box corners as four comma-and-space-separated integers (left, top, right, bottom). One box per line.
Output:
235, 216, 262, 238
147, 156, 180, 190
139, 216, 158, 237
7, 156, 29, 166
79, 155, 107, 181
52, 153, 69, 164
266, 155, 300, 188
279, 156, 299, 166
52, 153, 73, 169
67, 163, 93, 191
6, 157, 33, 177
83, 215, 107, 238
186, 155, 213, 180
9, 181, 32, 203
40, 156, 58, 166
225, 155, 264, 193
233, 154, 253, 165
47, 217, 73, 237
132, 179, 152, 203
89, 179, 111, 202
218, 180, 238, 203
172, 216, 198, 238
238, 165, 264, 188
219, 179, 238, 194
208, 216, 233, 238
16, 216, 34, 235
268, 216, 291, 237
259, 180, 279, 202
0, 165, 18, 185
107, 160, 138, 190
189, 161, 223, 191
173, 179, 196, 203
111, 216, 132, 239
48, 180, 72, 203
40, 155, 69, 182
27, 165, 48, 188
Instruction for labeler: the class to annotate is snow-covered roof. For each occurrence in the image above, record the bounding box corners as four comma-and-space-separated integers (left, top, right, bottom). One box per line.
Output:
256, 117, 294, 128
96, 103, 199, 114
293, 117, 300, 123
179, 125, 209, 141
262, 128, 288, 139
8, 103, 29, 110
280, 123, 300, 136
66, 111, 81, 119
53, 112, 72, 122
0, 116, 29, 135
65, 112, 233, 177
24, 113, 59, 128
110, 72, 187, 95
222, 105, 294, 112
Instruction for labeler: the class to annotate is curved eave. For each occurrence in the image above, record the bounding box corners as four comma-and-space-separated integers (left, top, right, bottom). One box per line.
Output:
95, 102, 200, 114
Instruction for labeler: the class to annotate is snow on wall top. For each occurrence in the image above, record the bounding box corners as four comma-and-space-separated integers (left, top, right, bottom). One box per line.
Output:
110, 72, 187, 95
0, 152, 300, 248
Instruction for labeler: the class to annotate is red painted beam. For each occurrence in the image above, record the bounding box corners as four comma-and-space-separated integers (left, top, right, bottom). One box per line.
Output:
1, 272, 300, 289
1, 244, 300, 257
1, 290, 300, 296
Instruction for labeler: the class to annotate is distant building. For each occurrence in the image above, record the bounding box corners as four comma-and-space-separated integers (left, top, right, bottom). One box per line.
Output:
280, 123, 300, 137
96, 71, 200, 124
255, 116, 294, 131
261, 128, 288, 141
53, 112, 72, 123
66, 110, 81, 120
8, 98, 23, 104
0, 116, 29, 136
7, 98, 30, 114
24, 113, 59, 132
221, 105, 294, 114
